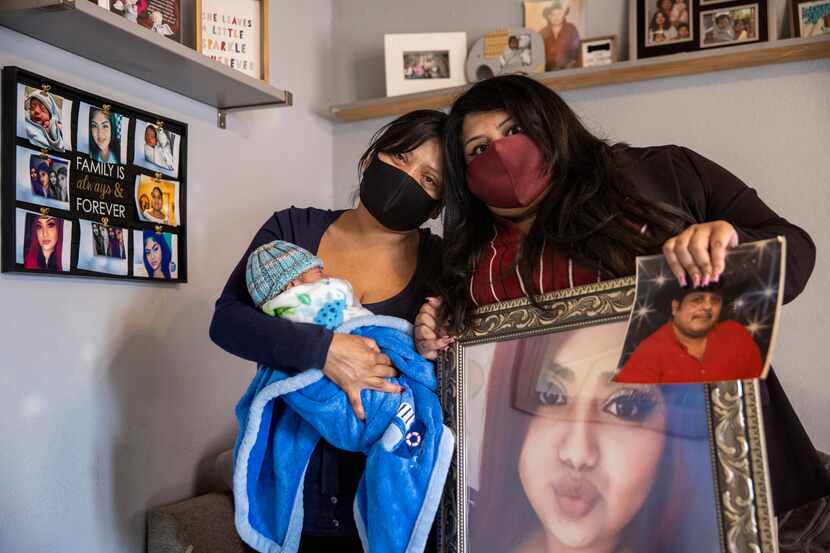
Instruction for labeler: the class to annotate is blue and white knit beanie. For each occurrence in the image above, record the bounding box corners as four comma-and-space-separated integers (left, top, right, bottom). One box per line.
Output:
246, 240, 324, 308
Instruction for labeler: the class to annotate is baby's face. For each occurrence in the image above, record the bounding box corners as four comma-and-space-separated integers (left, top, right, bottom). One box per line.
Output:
286, 267, 326, 289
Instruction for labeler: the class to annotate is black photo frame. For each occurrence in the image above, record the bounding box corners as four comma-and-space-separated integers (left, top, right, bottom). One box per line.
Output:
2, 66, 188, 283
632, 0, 770, 60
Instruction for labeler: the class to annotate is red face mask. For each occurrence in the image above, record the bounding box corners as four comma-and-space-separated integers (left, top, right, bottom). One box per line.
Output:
466, 133, 551, 209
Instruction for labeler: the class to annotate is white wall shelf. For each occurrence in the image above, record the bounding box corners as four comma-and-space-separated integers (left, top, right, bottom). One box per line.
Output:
0, 0, 292, 128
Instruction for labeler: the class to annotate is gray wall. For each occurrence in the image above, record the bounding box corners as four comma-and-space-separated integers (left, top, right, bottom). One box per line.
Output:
0, 1, 333, 552
331, 1, 830, 451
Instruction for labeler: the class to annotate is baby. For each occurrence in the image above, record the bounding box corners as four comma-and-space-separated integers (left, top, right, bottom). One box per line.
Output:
246, 239, 424, 452
245, 240, 373, 330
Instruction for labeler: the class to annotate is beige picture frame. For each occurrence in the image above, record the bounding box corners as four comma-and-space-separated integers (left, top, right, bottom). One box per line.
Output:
196, 0, 270, 81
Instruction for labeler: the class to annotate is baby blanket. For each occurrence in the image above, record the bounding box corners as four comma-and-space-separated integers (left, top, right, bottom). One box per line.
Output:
233, 314, 454, 553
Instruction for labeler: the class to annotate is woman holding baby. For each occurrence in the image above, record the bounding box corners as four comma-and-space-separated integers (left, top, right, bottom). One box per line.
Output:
210, 110, 447, 552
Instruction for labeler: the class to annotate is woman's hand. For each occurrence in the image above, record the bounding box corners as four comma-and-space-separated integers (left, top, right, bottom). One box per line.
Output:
415, 297, 454, 360
662, 221, 738, 287
323, 333, 402, 421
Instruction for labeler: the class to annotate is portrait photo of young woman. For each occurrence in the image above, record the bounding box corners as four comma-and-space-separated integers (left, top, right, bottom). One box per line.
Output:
16, 209, 71, 273
76, 103, 129, 165
133, 229, 177, 280
464, 322, 718, 553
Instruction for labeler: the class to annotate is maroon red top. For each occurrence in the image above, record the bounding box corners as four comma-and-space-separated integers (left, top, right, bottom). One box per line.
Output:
468, 218, 601, 306
617, 320, 764, 383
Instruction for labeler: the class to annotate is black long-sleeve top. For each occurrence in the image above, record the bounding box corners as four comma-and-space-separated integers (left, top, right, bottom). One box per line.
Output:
210, 206, 442, 536
619, 145, 828, 512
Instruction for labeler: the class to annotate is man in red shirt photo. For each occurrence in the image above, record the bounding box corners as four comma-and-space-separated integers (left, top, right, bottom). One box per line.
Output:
616, 282, 764, 384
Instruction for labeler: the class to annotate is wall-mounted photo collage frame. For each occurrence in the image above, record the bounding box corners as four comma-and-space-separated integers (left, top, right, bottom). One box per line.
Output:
2, 66, 188, 283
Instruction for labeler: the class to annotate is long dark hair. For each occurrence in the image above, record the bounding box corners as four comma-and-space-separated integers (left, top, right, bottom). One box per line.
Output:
357, 109, 447, 178
143, 230, 173, 279
441, 75, 689, 331
471, 334, 714, 553
89, 107, 121, 164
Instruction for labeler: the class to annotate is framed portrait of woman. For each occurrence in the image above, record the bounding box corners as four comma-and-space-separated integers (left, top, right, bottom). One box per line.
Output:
437, 277, 777, 553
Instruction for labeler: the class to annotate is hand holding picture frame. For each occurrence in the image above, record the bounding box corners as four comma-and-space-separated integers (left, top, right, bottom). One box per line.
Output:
438, 278, 777, 553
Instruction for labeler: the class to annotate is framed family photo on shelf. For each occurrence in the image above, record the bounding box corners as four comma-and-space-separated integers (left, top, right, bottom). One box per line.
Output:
196, 0, 270, 81
437, 278, 777, 553
384, 32, 468, 97
90, 0, 183, 42
630, 0, 771, 60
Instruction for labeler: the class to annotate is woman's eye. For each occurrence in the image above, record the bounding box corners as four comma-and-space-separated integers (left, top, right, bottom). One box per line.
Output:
603, 390, 657, 422
395, 152, 407, 162
506, 124, 524, 136
537, 380, 567, 407
470, 143, 488, 157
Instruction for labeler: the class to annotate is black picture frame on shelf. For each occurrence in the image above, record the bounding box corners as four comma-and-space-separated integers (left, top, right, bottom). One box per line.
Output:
1, 66, 188, 283
90, 0, 183, 43
631, 0, 770, 60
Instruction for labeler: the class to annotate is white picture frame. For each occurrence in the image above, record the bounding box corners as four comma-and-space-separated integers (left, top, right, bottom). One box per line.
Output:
384, 32, 467, 97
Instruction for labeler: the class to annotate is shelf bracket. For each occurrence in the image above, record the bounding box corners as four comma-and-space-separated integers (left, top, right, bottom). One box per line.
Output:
215, 96, 293, 129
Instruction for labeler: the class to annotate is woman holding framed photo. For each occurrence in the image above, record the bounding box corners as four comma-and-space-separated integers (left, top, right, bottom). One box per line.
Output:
415, 75, 829, 544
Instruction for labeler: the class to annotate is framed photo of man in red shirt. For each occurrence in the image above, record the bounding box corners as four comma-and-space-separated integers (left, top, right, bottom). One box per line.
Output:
615, 237, 785, 385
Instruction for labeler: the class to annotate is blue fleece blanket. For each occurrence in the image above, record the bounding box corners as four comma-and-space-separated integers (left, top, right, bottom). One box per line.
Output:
233, 315, 454, 553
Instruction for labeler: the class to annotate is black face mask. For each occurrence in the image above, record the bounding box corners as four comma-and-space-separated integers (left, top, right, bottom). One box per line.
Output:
359, 155, 439, 232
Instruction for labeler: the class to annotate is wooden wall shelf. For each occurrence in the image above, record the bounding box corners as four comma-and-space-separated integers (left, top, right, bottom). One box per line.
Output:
330, 34, 830, 123
0, 0, 292, 128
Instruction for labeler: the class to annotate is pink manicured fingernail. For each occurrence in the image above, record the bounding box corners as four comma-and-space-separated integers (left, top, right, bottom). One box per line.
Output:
678, 275, 687, 287
692, 275, 701, 288
702, 275, 710, 287
713, 273, 721, 283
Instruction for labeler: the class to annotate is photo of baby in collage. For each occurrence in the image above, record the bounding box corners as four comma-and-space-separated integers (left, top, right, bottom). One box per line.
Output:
133, 117, 181, 178
8, 70, 185, 282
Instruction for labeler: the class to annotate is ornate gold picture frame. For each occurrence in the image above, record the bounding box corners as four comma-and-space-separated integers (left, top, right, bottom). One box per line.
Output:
437, 277, 777, 553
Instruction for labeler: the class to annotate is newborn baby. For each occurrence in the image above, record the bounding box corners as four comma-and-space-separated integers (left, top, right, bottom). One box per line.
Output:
245, 239, 373, 329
